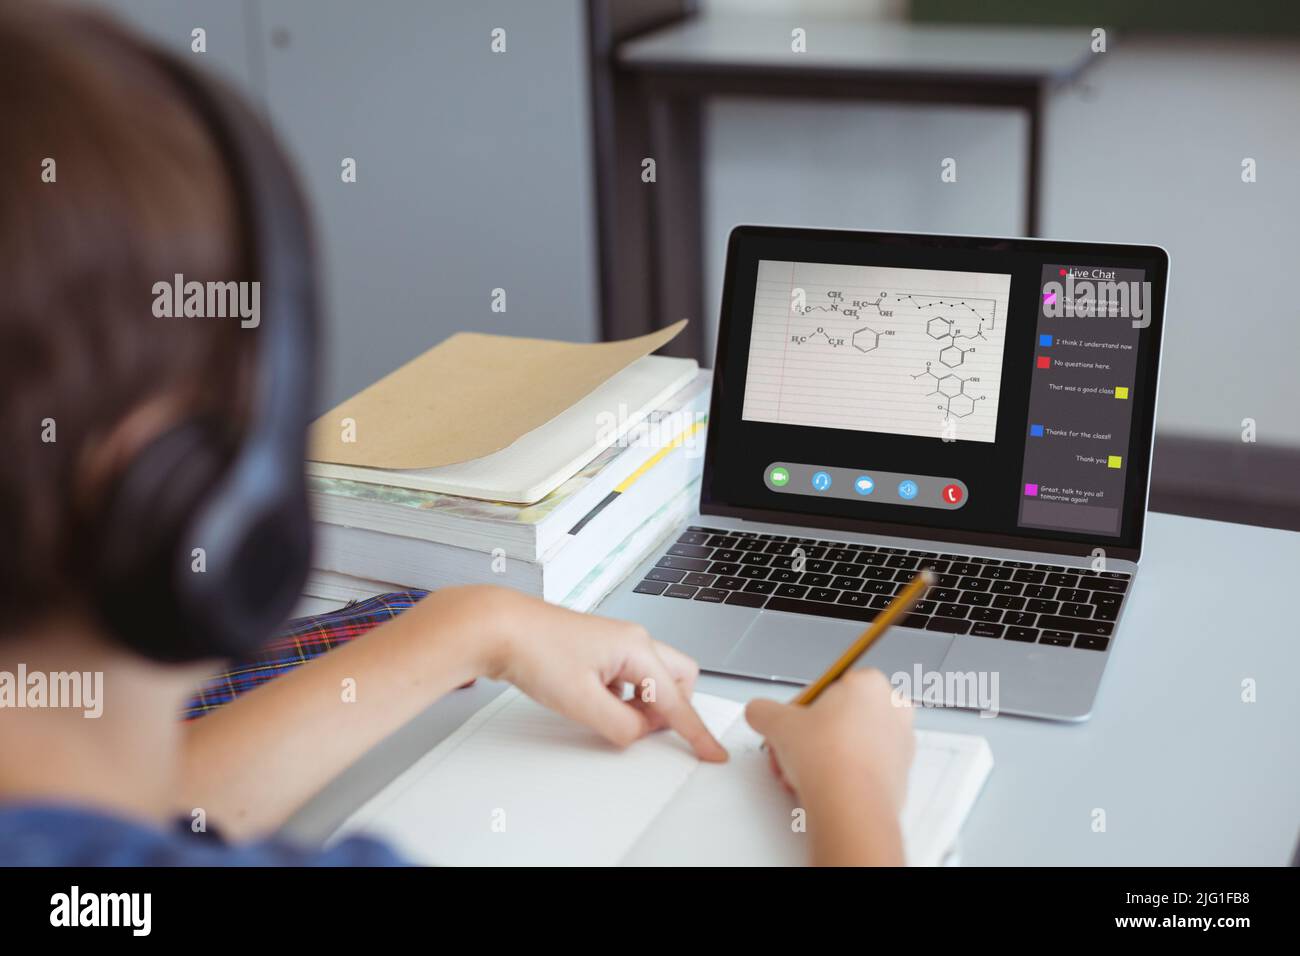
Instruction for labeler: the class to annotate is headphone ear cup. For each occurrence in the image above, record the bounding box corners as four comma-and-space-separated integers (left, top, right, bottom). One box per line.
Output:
94, 421, 230, 662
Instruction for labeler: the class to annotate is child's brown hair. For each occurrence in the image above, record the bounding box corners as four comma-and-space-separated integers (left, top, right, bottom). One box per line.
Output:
0, 1, 254, 632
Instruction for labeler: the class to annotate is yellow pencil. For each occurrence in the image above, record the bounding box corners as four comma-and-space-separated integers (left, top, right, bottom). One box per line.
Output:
792, 569, 936, 706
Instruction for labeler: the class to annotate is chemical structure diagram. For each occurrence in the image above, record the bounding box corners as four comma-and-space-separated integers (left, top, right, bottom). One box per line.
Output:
789, 289, 895, 353
786, 288, 1001, 424
903, 296, 998, 422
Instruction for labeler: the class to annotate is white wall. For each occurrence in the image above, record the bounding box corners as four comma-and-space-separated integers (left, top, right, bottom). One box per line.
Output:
702, 3, 1300, 447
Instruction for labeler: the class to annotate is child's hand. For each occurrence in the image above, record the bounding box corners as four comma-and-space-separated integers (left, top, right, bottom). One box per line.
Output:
466, 587, 728, 762
745, 669, 914, 865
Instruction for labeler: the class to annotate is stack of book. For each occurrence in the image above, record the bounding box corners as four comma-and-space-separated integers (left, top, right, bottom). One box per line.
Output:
300, 329, 708, 616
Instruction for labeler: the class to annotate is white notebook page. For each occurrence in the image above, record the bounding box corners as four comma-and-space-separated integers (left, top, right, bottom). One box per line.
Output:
336, 688, 991, 867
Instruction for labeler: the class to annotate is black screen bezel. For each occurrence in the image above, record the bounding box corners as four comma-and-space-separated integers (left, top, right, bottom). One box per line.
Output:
699, 225, 1169, 562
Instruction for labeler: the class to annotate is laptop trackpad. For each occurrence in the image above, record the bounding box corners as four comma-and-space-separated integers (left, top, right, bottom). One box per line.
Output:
722, 611, 954, 684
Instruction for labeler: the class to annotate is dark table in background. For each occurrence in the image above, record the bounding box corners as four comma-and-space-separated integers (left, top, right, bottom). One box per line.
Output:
592, 14, 1096, 358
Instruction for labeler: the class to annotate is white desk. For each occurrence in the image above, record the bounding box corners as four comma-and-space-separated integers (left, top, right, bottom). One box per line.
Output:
285, 513, 1300, 865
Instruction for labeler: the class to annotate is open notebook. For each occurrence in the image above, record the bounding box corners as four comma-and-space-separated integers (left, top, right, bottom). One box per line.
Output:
334, 688, 993, 867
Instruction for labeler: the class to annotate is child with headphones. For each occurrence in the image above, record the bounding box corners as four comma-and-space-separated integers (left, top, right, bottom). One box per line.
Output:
0, 1, 913, 867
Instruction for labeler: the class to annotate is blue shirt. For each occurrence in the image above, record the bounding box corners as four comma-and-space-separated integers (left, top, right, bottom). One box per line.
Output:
0, 803, 407, 866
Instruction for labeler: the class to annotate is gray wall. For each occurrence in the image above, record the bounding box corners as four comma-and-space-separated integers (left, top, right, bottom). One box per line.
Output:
85, 0, 598, 411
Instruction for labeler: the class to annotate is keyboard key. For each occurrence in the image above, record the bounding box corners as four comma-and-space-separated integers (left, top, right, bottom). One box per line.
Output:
798, 572, 832, 587
694, 588, 729, 603
713, 549, 743, 563
970, 622, 1004, 638
830, 576, 862, 592
1058, 588, 1090, 603
761, 596, 876, 622
743, 580, 777, 595
1025, 599, 1059, 615
633, 579, 668, 595
926, 616, 971, 634
1012, 569, 1046, 584
877, 547, 907, 555
885, 555, 919, 570
682, 572, 715, 587
837, 591, 872, 607
805, 559, 834, 574
990, 580, 1023, 595
913, 600, 937, 615
676, 531, 710, 546
868, 594, 894, 609
893, 569, 920, 583
908, 549, 938, 558
764, 542, 797, 555
714, 576, 746, 590
936, 574, 961, 588
917, 559, 949, 572
1003, 611, 1037, 627
668, 544, 712, 559
1074, 635, 1111, 651
862, 580, 897, 595
928, 588, 961, 603
1092, 605, 1119, 622
855, 552, 888, 566
980, 566, 1014, 580
1001, 560, 1033, 569
656, 556, 710, 572
1039, 630, 1074, 647
959, 592, 993, 607
1037, 615, 1113, 636
738, 566, 770, 579
708, 561, 741, 576
901, 613, 931, 629
826, 548, 857, 562
1034, 563, 1065, 572
969, 556, 1000, 565
949, 562, 981, 576
1082, 577, 1129, 594
724, 591, 767, 608
1023, 584, 1056, 599
861, 566, 895, 581
831, 562, 863, 577
1045, 573, 1079, 588
936, 603, 968, 619
768, 568, 800, 583
775, 584, 808, 598
704, 535, 737, 549
967, 607, 1002, 622
1060, 602, 1093, 619
1099, 571, 1131, 579
808, 588, 839, 602
1090, 592, 1122, 609
664, 584, 697, 599
992, 595, 1026, 610
1004, 626, 1038, 642
735, 538, 765, 552
741, 552, 772, 566
646, 568, 685, 584
958, 577, 990, 592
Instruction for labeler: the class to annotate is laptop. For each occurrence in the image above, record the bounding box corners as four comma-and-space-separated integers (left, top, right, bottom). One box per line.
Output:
599, 226, 1168, 721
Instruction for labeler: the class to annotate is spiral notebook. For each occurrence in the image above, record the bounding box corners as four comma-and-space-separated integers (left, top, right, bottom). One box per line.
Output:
335, 688, 993, 867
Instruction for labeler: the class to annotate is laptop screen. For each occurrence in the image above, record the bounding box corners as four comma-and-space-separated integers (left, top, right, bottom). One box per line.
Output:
702, 227, 1168, 560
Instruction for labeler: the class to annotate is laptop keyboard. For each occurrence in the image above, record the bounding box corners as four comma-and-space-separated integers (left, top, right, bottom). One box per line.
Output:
632, 526, 1128, 652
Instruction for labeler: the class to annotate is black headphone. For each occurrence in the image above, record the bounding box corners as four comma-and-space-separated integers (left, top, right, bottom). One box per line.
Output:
93, 48, 318, 663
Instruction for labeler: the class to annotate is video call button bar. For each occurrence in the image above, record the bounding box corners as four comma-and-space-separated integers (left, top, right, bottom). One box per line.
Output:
764, 462, 969, 511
